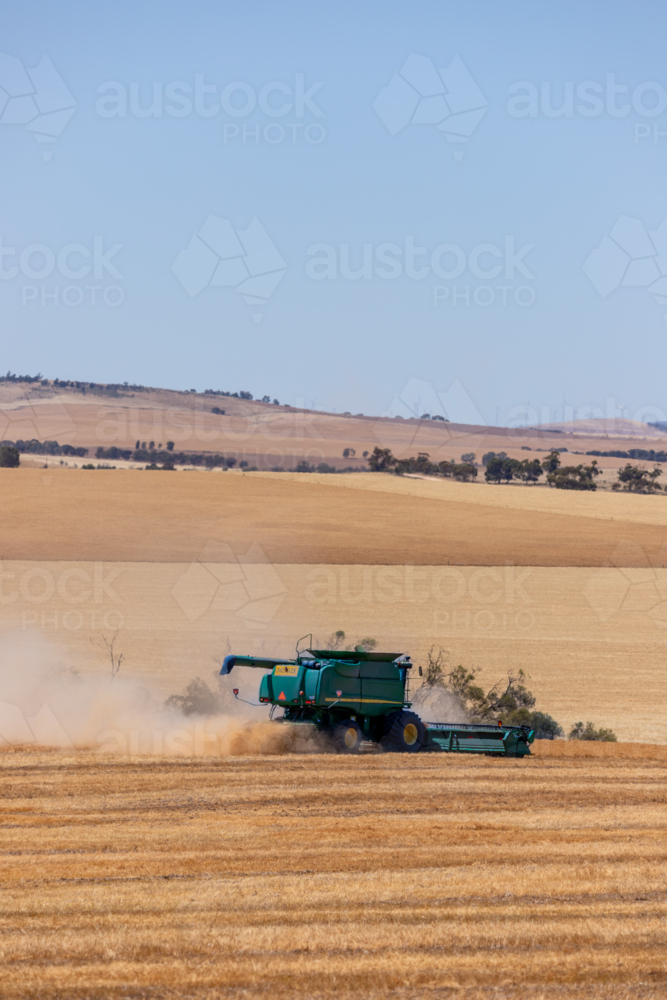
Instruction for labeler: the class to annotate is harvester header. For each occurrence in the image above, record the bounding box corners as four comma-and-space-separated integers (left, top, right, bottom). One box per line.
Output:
221, 645, 534, 757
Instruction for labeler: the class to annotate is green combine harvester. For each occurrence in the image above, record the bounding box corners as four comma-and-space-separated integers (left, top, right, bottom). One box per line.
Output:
220, 642, 534, 757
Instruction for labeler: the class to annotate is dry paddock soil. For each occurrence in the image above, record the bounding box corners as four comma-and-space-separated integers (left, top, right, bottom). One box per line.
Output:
1, 740, 667, 1000
3, 469, 667, 740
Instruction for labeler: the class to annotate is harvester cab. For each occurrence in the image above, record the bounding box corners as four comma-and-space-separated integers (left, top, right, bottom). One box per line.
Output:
220, 646, 534, 757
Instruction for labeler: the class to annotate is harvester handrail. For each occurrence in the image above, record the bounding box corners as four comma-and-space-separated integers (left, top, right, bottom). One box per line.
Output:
306, 649, 408, 662
425, 721, 530, 732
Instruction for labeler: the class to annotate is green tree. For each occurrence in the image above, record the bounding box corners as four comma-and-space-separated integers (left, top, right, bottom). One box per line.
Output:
482, 450, 507, 466
547, 460, 600, 490
541, 450, 562, 475
368, 446, 397, 471
485, 456, 520, 483
412, 452, 433, 473
0, 446, 20, 468
568, 721, 617, 742
422, 646, 450, 687
612, 463, 662, 493
165, 677, 222, 716
518, 458, 544, 484
452, 462, 477, 482
326, 630, 346, 650
525, 712, 564, 740
419, 652, 564, 739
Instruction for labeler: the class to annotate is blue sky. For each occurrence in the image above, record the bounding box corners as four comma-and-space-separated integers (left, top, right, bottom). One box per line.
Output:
3, 0, 667, 425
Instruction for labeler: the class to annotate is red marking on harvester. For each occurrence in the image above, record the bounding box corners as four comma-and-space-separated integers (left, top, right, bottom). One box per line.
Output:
278, 691, 286, 700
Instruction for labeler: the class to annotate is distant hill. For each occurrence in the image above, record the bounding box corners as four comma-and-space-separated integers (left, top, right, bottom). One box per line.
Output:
537, 418, 667, 439
0, 377, 665, 472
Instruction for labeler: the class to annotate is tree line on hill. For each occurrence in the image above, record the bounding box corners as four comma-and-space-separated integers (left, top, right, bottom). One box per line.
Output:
4, 436, 666, 492
483, 449, 601, 489
0, 373, 149, 394
1, 438, 88, 457
0, 372, 280, 403
587, 447, 667, 462
96, 445, 240, 468
368, 447, 478, 481
368, 446, 602, 489
0, 372, 44, 383
0, 437, 242, 469
368, 446, 667, 493
0, 437, 363, 473
206, 390, 280, 404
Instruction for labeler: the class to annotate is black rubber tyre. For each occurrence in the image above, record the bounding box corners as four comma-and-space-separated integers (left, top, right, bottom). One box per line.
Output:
380, 710, 425, 753
332, 719, 363, 754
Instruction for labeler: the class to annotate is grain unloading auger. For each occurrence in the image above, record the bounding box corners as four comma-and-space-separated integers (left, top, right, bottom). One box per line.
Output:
220, 644, 535, 757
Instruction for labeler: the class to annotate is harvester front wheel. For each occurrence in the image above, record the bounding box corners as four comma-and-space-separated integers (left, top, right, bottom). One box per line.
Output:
332, 719, 363, 754
381, 711, 425, 753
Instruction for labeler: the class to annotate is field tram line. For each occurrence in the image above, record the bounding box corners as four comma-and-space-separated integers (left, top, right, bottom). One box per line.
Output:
4, 869, 329, 888
5, 869, 667, 913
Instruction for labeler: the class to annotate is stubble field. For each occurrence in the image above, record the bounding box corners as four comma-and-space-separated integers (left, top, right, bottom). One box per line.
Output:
1, 741, 667, 999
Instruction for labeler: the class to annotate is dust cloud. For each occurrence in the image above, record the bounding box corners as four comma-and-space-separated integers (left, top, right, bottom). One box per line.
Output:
0, 633, 467, 755
0, 632, 328, 756
411, 684, 469, 724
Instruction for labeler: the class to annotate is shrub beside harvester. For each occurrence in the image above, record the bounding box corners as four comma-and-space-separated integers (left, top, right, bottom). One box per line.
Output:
220, 643, 535, 756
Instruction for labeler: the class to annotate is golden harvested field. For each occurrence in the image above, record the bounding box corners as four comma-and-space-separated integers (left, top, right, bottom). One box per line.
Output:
3, 469, 667, 741
2, 741, 667, 999
6, 468, 667, 565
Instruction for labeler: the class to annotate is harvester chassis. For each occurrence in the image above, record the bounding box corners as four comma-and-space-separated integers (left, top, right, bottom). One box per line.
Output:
221, 647, 535, 758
